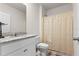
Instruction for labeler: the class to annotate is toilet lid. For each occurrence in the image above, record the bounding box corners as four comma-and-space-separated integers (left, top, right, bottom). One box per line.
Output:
37, 43, 48, 49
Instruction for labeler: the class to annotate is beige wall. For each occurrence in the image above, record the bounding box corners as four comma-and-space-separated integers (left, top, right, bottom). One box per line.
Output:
0, 4, 26, 34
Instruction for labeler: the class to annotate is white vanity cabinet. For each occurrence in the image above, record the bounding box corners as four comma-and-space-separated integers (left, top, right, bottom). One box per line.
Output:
0, 36, 38, 56
8, 42, 36, 56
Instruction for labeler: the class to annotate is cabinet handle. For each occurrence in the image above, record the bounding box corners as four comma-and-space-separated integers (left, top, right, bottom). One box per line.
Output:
24, 49, 27, 52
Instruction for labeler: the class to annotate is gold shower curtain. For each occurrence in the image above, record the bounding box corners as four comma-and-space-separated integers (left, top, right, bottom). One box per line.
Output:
42, 11, 74, 55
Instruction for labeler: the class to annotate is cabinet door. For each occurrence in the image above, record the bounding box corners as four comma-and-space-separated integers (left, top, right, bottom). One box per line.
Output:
7, 48, 25, 56
7, 42, 36, 56
24, 42, 36, 56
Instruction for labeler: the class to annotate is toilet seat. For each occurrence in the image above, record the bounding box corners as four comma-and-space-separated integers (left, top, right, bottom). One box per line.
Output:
37, 43, 48, 49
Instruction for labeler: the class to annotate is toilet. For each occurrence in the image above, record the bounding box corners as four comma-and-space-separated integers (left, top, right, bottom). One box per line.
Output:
36, 43, 48, 56
35, 36, 48, 56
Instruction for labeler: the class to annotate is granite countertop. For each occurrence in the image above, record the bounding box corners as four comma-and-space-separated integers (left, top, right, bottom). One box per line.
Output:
0, 34, 38, 43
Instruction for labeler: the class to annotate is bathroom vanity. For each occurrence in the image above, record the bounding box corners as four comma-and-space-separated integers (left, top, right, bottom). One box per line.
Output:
0, 34, 39, 56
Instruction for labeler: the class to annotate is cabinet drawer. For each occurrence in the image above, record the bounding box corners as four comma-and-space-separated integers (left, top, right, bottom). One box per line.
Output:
1, 37, 35, 55
7, 42, 36, 56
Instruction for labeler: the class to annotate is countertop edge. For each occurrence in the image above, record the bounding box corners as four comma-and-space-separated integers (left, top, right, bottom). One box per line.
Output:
0, 34, 38, 43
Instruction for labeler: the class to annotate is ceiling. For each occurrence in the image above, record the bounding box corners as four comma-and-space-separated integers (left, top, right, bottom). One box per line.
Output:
5, 3, 26, 13
5, 3, 71, 13
40, 3, 71, 10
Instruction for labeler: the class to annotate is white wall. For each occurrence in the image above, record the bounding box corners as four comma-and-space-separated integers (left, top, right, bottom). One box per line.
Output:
74, 40, 79, 56
73, 3, 79, 38
73, 3, 79, 56
47, 4, 73, 16
26, 3, 40, 35
0, 4, 26, 34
